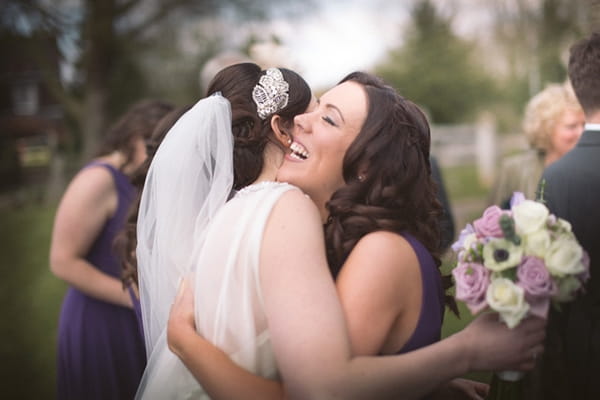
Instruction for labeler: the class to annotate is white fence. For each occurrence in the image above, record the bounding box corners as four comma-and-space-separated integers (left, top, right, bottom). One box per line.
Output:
431, 114, 527, 188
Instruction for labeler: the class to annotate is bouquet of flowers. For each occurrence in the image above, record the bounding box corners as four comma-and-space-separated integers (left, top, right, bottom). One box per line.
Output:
452, 192, 590, 399
451, 192, 590, 330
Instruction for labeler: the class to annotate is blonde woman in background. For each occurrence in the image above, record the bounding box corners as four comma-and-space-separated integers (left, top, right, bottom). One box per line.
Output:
490, 82, 585, 208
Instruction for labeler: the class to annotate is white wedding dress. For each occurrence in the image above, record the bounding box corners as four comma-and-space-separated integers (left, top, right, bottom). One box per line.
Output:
137, 181, 296, 399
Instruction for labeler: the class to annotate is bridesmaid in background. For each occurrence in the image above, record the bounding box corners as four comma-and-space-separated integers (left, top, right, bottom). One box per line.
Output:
49, 99, 173, 400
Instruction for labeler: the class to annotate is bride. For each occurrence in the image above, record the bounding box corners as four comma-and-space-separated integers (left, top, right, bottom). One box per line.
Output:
137, 64, 546, 399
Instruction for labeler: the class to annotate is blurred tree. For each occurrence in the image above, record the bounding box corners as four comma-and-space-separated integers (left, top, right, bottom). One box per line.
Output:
481, 0, 597, 132
2, 0, 309, 161
492, 0, 593, 98
375, 0, 495, 123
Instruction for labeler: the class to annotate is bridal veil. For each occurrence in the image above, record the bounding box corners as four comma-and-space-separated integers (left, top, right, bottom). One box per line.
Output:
136, 94, 234, 357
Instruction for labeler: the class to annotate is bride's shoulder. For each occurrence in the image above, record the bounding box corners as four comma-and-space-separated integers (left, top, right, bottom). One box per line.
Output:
232, 181, 314, 216
261, 185, 323, 254
271, 186, 319, 221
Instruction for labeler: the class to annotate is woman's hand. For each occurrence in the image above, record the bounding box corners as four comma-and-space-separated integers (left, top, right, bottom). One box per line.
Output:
459, 313, 546, 373
430, 378, 489, 400
167, 277, 196, 358
165, 276, 286, 400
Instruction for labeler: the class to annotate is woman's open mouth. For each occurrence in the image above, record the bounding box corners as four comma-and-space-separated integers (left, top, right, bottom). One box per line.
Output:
290, 141, 309, 160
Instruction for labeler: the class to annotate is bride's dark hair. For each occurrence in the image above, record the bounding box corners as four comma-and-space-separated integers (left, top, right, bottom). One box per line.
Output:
207, 63, 312, 190
119, 64, 311, 287
324, 71, 457, 314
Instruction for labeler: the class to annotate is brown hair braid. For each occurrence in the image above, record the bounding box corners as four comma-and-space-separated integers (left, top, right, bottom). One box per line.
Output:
324, 71, 457, 315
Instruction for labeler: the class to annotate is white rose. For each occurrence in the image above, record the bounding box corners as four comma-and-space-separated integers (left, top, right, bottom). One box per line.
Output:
486, 278, 530, 329
513, 200, 549, 235
556, 218, 572, 233
545, 236, 584, 277
555, 275, 582, 302
523, 229, 551, 258
482, 238, 523, 272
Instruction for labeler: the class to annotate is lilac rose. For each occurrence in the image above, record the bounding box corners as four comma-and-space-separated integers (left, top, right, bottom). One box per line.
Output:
473, 206, 507, 238
453, 262, 490, 314
451, 223, 475, 253
510, 191, 526, 208
517, 256, 557, 318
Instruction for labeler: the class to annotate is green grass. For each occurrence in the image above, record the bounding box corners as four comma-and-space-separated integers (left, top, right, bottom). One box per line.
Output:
0, 204, 66, 398
438, 163, 493, 383
443, 164, 489, 201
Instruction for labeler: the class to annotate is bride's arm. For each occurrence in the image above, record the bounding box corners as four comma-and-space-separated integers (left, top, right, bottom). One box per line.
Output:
168, 279, 286, 400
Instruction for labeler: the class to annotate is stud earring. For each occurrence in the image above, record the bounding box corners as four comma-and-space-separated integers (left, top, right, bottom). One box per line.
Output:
358, 175, 365, 182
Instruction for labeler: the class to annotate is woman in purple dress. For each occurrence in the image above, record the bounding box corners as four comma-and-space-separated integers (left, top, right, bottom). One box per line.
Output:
49, 100, 173, 399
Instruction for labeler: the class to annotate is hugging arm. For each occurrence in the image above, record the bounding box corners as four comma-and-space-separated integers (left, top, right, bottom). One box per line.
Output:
168, 189, 546, 400
168, 279, 286, 400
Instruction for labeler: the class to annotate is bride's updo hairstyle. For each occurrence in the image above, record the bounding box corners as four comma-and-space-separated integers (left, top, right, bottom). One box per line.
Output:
206, 63, 312, 190
325, 71, 457, 313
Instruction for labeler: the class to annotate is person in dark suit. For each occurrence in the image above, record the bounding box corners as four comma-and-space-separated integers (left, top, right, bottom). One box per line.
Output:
527, 31, 600, 400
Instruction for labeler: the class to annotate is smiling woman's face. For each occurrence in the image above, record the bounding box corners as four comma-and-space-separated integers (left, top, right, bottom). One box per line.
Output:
277, 81, 368, 215
547, 107, 585, 160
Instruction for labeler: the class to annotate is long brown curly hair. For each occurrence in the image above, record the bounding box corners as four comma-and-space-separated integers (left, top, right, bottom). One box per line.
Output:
324, 72, 457, 314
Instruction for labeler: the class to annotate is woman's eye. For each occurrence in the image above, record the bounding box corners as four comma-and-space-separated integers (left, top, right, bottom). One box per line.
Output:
322, 116, 336, 126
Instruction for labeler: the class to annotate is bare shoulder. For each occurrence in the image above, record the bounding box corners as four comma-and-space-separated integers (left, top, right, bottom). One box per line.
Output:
352, 231, 416, 263
261, 187, 325, 266
344, 231, 420, 284
270, 187, 321, 224
69, 164, 116, 197
59, 164, 118, 216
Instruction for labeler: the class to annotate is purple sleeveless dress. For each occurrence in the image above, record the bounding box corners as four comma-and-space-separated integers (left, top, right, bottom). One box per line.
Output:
56, 162, 146, 400
387, 233, 444, 400
396, 233, 444, 354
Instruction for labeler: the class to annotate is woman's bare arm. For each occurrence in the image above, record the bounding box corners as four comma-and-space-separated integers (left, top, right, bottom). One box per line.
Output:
335, 231, 421, 355
168, 279, 286, 400
49, 166, 132, 308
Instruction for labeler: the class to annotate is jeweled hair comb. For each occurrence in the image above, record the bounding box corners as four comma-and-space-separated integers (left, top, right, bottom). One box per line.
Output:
252, 68, 290, 119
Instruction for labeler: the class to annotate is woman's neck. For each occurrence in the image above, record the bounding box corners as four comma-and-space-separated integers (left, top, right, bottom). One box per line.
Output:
260, 141, 331, 223
253, 142, 282, 184
97, 151, 132, 174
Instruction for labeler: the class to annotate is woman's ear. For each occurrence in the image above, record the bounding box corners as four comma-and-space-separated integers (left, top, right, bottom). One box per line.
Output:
270, 115, 292, 147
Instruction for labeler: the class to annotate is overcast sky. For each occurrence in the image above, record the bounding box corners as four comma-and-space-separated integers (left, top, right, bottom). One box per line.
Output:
252, 0, 493, 89
272, 0, 408, 88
